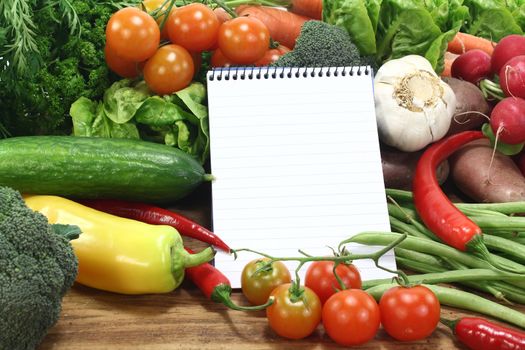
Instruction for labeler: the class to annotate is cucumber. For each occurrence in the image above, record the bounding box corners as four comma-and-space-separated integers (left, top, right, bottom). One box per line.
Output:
0, 136, 211, 203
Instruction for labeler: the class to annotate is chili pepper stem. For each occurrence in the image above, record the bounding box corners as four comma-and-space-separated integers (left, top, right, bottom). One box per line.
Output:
212, 284, 274, 311
440, 318, 459, 332
182, 246, 216, 268
468, 235, 525, 274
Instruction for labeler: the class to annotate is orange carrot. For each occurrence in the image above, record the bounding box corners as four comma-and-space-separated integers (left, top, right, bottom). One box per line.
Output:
236, 5, 311, 49
290, 0, 322, 20
447, 32, 496, 56
441, 51, 459, 77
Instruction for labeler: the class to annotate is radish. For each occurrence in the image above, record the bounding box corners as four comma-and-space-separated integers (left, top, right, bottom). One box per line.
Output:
451, 49, 492, 84
499, 55, 525, 98
490, 97, 525, 145
491, 34, 525, 74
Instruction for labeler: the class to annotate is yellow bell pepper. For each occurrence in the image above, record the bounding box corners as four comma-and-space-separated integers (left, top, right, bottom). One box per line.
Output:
24, 195, 215, 295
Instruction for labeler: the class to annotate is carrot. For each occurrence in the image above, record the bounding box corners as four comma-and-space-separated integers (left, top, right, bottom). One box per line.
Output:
447, 32, 496, 56
441, 51, 459, 77
290, 0, 322, 20
236, 5, 311, 49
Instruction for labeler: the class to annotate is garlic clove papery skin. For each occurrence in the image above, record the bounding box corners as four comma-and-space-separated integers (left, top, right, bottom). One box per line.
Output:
374, 55, 457, 152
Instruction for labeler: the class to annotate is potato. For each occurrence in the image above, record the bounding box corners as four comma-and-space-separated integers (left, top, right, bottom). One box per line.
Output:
441, 77, 491, 136
381, 144, 449, 190
449, 139, 525, 202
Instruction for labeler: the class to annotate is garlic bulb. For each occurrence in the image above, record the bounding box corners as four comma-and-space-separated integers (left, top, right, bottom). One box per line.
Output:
374, 55, 457, 152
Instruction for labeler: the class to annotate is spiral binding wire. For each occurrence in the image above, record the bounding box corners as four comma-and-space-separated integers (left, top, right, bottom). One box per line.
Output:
208, 66, 371, 81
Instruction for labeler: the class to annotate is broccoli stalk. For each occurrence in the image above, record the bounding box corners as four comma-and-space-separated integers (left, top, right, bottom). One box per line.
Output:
0, 187, 80, 350
271, 20, 377, 69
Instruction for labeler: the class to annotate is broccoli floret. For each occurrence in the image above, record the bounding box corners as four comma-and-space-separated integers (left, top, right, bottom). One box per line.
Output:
0, 187, 79, 350
271, 21, 377, 68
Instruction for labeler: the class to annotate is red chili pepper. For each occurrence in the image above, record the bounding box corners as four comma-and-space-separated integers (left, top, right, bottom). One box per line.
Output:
413, 131, 523, 273
184, 247, 272, 311
442, 317, 525, 350
78, 199, 231, 252
413, 131, 484, 252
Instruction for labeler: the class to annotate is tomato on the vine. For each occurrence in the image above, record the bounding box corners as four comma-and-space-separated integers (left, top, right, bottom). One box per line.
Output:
254, 45, 291, 66
241, 258, 291, 305
304, 261, 362, 305
379, 285, 441, 341
217, 16, 270, 64
266, 283, 322, 340
106, 7, 160, 62
322, 289, 380, 346
142, 0, 174, 40
104, 45, 141, 78
210, 49, 236, 68
166, 3, 220, 52
143, 44, 194, 95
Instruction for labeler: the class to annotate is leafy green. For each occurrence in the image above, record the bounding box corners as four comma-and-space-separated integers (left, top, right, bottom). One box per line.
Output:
0, 0, 141, 137
323, 0, 377, 55
323, 0, 467, 73
70, 80, 210, 164
462, 0, 523, 41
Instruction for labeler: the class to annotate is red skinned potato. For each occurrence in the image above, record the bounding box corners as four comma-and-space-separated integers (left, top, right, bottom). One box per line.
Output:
449, 139, 525, 202
381, 145, 449, 190
441, 77, 491, 136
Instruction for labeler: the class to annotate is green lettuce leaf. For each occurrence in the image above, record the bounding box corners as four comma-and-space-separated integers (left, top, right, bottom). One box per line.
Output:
103, 79, 151, 124
323, 0, 377, 55
462, 0, 523, 41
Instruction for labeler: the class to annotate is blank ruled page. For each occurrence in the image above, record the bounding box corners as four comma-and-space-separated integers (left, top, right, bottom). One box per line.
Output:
207, 67, 395, 288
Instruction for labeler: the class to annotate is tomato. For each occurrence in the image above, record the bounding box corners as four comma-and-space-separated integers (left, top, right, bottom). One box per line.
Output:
304, 261, 362, 305
379, 285, 440, 341
254, 45, 291, 66
142, 0, 174, 40
143, 44, 194, 95
106, 7, 160, 62
266, 283, 322, 339
166, 3, 220, 52
210, 49, 236, 68
322, 289, 380, 346
104, 45, 141, 78
218, 16, 270, 64
241, 258, 291, 305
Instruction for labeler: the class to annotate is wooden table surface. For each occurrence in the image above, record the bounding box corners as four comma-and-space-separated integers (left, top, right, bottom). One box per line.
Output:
38, 184, 525, 349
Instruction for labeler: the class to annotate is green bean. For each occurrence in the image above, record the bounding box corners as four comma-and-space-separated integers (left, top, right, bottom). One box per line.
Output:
389, 216, 428, 239
362, 268, 524, 289
394, 257, 510, 302
387, 203, 418, 222
385, 188, 414, 202
344, 232, 525, 284
456, 201, 525, 215
484, 234, 525, 263
472, 216, 525, 232
365, 283, 525, 329
394, 248, 450, 268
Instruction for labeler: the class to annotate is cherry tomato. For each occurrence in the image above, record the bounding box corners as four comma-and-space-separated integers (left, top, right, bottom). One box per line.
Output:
322, 289, 380, 346
166, 3, 220, 52
106, 7, 160, 62
143, 44, 194, 95
266, 283, 322, 339
218, 16, 270, 64
142, 0, 174, 40
379, 285, 441, 341
304, 261, 362, 305
210, 49, 236, 68
254, 45, 291, 66
104, 45, 141, 78
241, 258, 291, 305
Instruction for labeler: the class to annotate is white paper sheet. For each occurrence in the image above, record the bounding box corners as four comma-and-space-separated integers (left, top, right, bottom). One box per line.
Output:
207, 67, 395, 288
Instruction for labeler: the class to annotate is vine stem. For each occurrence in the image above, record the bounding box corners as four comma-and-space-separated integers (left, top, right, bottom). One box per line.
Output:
232, 232, 408, 288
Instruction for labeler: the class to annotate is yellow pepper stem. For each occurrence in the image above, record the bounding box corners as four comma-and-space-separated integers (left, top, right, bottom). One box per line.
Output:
182, 246, 216, 268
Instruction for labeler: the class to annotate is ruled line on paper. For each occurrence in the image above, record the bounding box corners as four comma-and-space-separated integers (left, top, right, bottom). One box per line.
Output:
206, 66, 393, 288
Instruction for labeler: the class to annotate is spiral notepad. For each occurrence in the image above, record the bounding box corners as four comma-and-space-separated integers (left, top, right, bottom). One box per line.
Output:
207, 66, 395, 288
